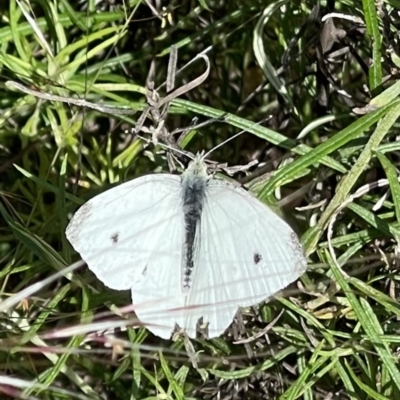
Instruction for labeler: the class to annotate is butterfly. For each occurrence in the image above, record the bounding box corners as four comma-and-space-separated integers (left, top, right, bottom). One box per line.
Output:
66, 154, 307, 339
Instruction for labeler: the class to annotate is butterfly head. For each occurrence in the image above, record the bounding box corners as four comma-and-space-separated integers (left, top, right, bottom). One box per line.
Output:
184, 153, 208, 179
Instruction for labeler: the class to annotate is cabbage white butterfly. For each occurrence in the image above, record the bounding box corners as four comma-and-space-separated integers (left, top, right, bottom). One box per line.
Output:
66, 153, 307, 339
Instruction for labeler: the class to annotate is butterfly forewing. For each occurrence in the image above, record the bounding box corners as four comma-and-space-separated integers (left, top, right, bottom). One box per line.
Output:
66, 175, 183, 291
186, 179, 307, 337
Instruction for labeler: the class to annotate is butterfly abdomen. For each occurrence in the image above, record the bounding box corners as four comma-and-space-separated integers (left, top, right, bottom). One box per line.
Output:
181, 171, 207, 290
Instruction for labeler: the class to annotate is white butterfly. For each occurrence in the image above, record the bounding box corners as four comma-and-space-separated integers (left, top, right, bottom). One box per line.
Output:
66, 154, 307, 339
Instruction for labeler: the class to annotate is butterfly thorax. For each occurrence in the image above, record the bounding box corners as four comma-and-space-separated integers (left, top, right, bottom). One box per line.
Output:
181, 158, 208, 290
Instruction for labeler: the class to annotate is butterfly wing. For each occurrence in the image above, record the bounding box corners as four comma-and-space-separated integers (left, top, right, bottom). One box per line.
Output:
66, 174, 183, 291
66, 173, 215, 339
186, 179, 307, 338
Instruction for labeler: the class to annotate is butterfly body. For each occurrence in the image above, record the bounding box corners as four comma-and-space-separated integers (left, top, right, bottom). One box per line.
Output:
181, 157, 208, 290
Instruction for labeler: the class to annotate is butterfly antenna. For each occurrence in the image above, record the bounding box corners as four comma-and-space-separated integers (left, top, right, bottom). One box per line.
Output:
203, 116, 273, 160
202, 129, 244, 160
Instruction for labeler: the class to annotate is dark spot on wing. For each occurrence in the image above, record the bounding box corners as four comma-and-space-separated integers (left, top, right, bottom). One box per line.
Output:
141, 265, 148, 276
111, 233, 119, 244
254, 252, 262, 265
